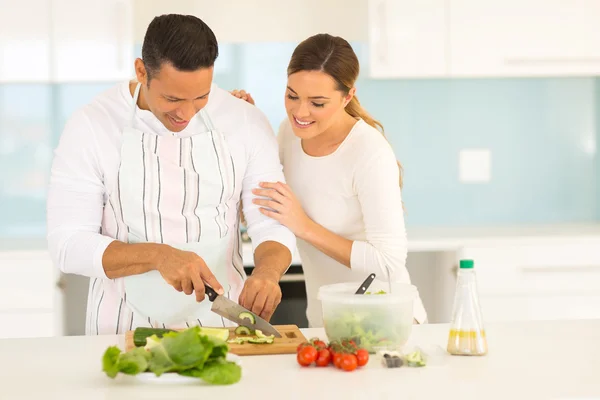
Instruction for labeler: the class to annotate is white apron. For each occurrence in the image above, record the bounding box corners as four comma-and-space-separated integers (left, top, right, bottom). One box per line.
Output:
86, 82, 246, 334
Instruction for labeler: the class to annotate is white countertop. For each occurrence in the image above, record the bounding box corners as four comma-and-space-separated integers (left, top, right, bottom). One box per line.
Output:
2, 319, 600, 399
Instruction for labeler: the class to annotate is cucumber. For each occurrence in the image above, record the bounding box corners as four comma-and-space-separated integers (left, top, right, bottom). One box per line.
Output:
198, 327, 230, 342
228, 337, 254, 344
405, 350, 426, 367
133, 327, 174, 347
228, 332, 275, 345
238, 311, 256, 324
248, 337, 274, 344
234, 326, 253, 336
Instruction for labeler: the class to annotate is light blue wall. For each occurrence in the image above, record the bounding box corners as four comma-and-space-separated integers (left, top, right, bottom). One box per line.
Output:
210, 42, 600, 227
0, 42, 598, 237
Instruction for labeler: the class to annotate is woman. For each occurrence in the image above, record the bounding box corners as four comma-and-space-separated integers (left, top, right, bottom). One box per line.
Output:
232, 33, 427, 327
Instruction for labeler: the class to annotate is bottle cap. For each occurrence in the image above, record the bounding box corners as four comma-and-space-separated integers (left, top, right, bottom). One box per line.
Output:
460, 259, 474, 269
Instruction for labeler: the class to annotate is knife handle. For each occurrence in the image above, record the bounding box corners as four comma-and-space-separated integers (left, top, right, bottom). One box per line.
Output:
355, 273, 376, 294
204, 285, 218, 301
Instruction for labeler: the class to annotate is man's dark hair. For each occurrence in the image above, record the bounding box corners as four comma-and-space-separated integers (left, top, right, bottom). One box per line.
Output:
141, 14, 219, 82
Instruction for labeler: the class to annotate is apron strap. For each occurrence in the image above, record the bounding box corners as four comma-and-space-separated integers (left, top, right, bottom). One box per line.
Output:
129, 82, 142, 128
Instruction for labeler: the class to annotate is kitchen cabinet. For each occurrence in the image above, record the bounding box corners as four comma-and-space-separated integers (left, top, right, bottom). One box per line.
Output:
135, 0, 366, 44
367, 0, 448, 78
369, 0, 600, 78
0, 251, 64, 338
51, 0, 134, 82
458, 238, 600, 322
0, 0, 133, 83
0, 0, 51, 82
449, 0, 600, 77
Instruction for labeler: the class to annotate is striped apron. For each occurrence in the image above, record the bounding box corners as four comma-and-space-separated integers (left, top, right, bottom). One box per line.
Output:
86, 82, 246, 335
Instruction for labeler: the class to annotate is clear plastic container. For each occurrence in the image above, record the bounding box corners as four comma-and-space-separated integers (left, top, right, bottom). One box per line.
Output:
447, 259, 488, 356
318, 280, 417, 353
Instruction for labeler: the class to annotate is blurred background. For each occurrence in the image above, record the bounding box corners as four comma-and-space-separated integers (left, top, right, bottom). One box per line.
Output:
1, 0, 599, 336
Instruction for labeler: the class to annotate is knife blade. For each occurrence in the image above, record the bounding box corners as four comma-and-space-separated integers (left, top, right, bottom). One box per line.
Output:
204, 285, 282, 338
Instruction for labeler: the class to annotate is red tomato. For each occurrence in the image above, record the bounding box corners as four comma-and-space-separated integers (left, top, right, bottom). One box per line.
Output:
333, 353, 344, 369
312, 339, 327, 350
297, 345, 318, 366
297, 341, 312, 353
315, 349, 332, 367
355, 349, 369, 367
340, 354, 358, 372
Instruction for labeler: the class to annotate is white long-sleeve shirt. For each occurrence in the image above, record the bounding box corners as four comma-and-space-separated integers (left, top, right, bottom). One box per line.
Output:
47, 82, 296, 316
278, 118, 427, 327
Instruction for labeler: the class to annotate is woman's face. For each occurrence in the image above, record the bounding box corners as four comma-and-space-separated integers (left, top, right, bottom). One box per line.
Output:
284, 70, 352, 139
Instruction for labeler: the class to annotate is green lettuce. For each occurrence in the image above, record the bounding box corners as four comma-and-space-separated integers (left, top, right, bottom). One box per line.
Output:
178, 358, 242, 385
101, 326, 241, 385
102, 346, 150, 378
146, 328, 213, 376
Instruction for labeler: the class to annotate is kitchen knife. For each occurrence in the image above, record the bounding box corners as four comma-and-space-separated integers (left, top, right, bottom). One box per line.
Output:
204, 285, 282, 338
355, 273, 376, 294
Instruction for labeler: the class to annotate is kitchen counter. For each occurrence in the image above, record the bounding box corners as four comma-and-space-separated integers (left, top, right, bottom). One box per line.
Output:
2, 319, 599, 399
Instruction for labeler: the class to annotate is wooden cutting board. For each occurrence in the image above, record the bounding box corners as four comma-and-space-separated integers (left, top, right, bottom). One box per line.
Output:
125, 324, 307, 356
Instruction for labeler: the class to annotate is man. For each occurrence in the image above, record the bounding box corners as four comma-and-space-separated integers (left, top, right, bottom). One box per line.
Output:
46, 14, 295, 334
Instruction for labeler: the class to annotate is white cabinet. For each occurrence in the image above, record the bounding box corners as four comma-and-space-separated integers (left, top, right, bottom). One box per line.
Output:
0, 251, 64, 338
458, 238, 600, 322
0, 0, 51, 82
449, 0, 600, 77
369, 0, 600, 78
368, 0, 448, 78
0, 0, 133, 82
51, 0, 134, 82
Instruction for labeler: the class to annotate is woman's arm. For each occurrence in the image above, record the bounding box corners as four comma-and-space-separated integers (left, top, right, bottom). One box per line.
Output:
252, 147, 406, 277
253, 181, 354, 267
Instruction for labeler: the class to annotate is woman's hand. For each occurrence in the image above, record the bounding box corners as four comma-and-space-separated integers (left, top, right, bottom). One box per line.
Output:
252, 181, 313, 239
230, 89, 255, 105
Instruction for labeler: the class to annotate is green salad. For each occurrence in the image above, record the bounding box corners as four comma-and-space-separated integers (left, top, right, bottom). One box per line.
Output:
102, 326, 241, 385
323, 291, 412, 352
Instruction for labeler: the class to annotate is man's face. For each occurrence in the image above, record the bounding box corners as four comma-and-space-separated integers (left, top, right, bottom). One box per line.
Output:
134, 59, 214, 132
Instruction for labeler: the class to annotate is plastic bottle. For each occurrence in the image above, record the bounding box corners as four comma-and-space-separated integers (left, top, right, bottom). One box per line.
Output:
447, 259, 488, 356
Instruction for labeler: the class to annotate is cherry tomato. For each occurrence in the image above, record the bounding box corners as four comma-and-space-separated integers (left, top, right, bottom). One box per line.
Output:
315, 348, 332, 367
333, 353, 344, 369
312, 339, 327, 350
340, 354, 358, 372
297, 342, 309, 353
355, 349, 369, 367
297, 345, 318, 366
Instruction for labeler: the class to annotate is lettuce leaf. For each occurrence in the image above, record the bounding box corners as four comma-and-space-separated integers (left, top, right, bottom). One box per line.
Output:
147, 326, 213, 376
102, 346, 150, 378
178, 358, 242, 385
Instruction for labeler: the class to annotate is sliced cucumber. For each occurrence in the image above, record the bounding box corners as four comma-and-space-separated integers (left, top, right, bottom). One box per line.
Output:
405, 350, 426, 367
234, 326, 253, 336
228, 337, 254, 345
248, 337, 275, 344
198, 327, 230, 342
238, 311, 256, 324
227, 333, 275, 345
255, 329, 265, 338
